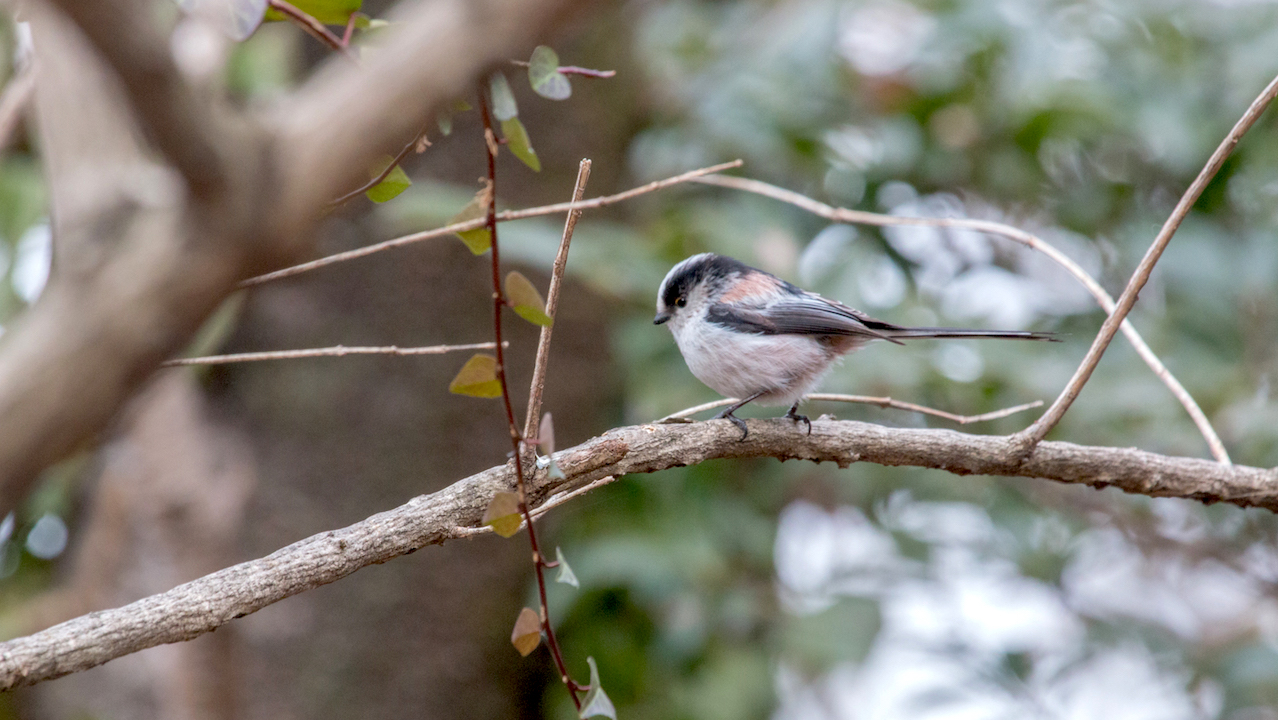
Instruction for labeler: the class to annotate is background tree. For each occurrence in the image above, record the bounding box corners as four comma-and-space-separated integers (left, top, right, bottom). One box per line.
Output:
0, 0, 1277, 719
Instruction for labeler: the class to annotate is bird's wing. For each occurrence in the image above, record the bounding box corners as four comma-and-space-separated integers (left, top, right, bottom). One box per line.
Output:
706, 294, 906, 344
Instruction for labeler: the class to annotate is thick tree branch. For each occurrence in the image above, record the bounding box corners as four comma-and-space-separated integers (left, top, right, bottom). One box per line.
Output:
0, 0, 584, 511
1, 419, 1275, 691
275, 0, 583, 236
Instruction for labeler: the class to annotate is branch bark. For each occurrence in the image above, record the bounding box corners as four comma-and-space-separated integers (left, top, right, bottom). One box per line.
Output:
1, 418, 1274, 691
0, 0, 584, 512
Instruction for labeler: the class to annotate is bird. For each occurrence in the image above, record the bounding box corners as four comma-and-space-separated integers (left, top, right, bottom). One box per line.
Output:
654, 253, 1057, 439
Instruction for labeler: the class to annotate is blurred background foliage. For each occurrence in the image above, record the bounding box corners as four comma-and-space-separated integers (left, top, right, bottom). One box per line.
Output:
4, 0, 1278, 718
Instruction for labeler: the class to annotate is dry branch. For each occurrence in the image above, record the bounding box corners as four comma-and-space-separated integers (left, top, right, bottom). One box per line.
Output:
1017, 70, 1278, 452
161, 342, 497, 366
1, 418, 1275, 691
694, 174, 1231, 464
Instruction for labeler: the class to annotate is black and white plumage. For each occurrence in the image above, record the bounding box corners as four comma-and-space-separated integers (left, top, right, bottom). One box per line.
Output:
654, 253, 1056, 439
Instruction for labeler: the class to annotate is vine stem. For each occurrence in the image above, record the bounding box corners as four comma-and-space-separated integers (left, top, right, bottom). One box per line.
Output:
477, 88, 583, 708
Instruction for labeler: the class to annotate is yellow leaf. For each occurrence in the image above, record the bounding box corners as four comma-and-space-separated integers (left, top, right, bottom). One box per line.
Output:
482, 490, 522, 538
449, 184, 493, 254
505, 271, 552, 327
449, 354, 502, 398
511, 607, 542, 656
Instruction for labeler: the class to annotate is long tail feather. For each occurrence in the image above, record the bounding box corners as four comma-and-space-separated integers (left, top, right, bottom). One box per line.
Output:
885, 327, 1059, 341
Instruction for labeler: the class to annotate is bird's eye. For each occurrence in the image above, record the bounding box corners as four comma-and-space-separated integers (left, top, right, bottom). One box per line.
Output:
675, 296, 687, 308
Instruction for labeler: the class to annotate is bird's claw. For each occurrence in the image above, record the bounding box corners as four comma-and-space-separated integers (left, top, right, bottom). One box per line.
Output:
714, 409, 750, 441
784, 408, 811, 435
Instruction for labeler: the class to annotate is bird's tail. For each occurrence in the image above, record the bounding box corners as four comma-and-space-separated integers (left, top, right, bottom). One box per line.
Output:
884, 327, 1059, 342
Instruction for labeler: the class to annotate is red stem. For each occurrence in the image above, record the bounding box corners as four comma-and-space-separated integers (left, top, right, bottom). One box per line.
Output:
477, 88, 584, 708
267, 0, 356, 61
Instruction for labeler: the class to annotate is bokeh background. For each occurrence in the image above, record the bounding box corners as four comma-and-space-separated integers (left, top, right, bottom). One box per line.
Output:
4, 0, 1278, 718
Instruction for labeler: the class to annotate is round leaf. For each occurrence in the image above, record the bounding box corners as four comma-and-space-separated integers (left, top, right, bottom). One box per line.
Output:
529, 46, 572, 100
505, 271, 552, 326
364, 156, 412, 204
483, 491, 522, 538
449, 354, 502, 398
511, 607, 542, 657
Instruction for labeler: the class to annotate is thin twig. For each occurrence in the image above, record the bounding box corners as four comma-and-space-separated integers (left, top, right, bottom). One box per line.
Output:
161, 342, 498, 366
267, 0, 356, 61
328, 122, 430, 207
477, 91, 583, 707
556, 66, 616, 78
1016, 71, 1278, 455
524, 159, 591, 437
694, 174, 1232, 465
239, 160, 743, 287
660, 395, 1043, 426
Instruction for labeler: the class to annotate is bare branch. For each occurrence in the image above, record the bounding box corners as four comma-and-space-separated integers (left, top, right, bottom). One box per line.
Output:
1, 418, 1274, 691
524, 158, 591, 437
694, 174, 1232, 465
161, 342, 497, 366
241, 160, 743, 287
660, 394, 1043, 426
1017, 71, 1278, 453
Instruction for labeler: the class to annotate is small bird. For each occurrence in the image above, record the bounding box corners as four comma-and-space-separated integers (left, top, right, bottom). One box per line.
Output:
654, 253, 1056, 439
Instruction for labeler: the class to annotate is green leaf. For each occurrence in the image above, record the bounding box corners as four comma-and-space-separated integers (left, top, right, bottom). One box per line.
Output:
510, 607, 542, 656
449, 354, 502, 398
364, 156, 411, 203
554, 547, 579, 588
483, 490, 522, 538
264, 0, 361, 25
351, 13, 387, 30
452, 99, 473, 112
448, 185, 492, 254
505, 271, 552, 326
489, 73, 519, 121
529, 46, 572, 100
500, 117, 541, 172
580, 657, 616, 719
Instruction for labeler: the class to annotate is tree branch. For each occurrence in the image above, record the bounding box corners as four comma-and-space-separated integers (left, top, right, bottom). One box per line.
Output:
694, 174, 1232, 465
524, 158, 591, 437
1016, 70, 1278, 453
0, 0, 586, 512
1, 418, 1274, 691
240, 160, 743, 287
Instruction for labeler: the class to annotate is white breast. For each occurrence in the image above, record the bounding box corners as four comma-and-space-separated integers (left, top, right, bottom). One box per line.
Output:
669, 312, 840, 406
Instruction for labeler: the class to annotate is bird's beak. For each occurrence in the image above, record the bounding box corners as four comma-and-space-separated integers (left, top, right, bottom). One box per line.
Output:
653, 311, 672, 325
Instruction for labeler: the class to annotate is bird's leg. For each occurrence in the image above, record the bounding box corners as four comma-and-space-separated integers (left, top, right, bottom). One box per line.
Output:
713, 390, 767, 441
783, 400, 811, 435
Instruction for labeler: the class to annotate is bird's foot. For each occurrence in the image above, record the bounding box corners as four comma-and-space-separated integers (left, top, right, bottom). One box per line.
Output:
784, 404, 811, 435
714, 408, 750, 441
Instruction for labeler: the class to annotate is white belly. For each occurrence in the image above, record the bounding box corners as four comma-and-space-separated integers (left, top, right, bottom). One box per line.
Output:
671, 320, 838, 406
